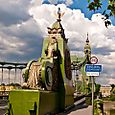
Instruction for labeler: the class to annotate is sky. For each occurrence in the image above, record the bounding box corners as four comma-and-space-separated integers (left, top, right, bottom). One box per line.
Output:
0, 0, 115, 85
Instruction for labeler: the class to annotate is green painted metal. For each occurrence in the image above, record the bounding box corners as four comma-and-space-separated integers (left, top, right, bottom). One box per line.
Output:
71, 54, 91, 94
8, 90, 59, 115
8, 90, 40, 115
70, 34, 92, 95
7, 9, 74, 115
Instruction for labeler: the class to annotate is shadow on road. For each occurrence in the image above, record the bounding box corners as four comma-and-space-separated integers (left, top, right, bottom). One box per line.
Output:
66, 103, 88, 114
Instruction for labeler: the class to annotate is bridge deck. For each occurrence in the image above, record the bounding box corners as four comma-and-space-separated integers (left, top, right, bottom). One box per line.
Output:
57, 97, 92, 115
67, 105, 92, 115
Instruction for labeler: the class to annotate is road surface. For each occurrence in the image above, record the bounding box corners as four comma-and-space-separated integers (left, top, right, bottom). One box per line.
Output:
58, 97, 92, 115
67, 105, 92, 115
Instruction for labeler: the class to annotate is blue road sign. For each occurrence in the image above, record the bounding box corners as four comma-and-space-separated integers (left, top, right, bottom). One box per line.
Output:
85, 64, 102, 72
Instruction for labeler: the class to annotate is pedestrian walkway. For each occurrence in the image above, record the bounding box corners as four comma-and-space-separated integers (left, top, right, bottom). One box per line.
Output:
67, 97, 92, 115
68, 105, 92, 115
58, 97, 92, 115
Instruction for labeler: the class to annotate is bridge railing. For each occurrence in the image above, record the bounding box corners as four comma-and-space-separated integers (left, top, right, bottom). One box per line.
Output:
0, 62, 27, 85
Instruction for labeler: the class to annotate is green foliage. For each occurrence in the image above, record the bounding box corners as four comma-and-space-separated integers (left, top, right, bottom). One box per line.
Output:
110, 94, 115, 101
1, 83, 5, 86
109, 84, 115, 101
86, 83, 92, 94
87, 0, 90, 2
95, 84, 101, 93
85, 96, 92, 105
87, 0, 115, 16
85, 83, 101, 106
88, 0, 102, 11
113, 90, 115, 94
86, 83, 101, 94
7, 83, 21, 86
110, 84, 115, 92
102, 96, 110, 101
23, 69, 29, 82
76, 81, 83, 92
94, 99, 103, 115
110, 109, 115, 115
108, 0, 115, 15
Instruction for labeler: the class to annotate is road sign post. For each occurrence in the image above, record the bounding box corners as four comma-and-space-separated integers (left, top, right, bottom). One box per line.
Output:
85, 56, 102, 115
85, 65, 102, 115
85, 64, 102, 115
92, 76, 94, 115
85, 64, 102, 76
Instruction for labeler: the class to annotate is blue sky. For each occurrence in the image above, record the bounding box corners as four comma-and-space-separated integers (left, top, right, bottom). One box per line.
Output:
43, 0, 115, 25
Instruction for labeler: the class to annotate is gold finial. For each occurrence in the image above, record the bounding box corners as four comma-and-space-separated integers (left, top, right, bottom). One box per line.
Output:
56, 7, 65, 21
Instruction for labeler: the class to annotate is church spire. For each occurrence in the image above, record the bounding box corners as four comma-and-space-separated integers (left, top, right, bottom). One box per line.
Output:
84, 33, 91, 63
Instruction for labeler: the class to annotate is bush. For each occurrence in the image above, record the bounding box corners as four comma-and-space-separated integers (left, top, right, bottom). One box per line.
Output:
85, 96, 92, 105
110, 94, 115, 101
94, 99, 103, 115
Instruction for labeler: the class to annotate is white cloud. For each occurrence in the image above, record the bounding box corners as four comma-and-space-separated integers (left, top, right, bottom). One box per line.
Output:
0, 0, 31, 26
48, 0, 73, 6
108, 78, 115, 85
65, 0, 73, 6
48, 0, 58, 4
29, 4, 115, 85
0, 31, 26, 58
31, 0, 43, 6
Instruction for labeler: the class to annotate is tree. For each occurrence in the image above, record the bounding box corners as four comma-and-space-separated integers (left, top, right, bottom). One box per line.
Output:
95, 84, 101, 93
110, 84, 115, 92
87, 0, 115, 27
87, 0, 115, 16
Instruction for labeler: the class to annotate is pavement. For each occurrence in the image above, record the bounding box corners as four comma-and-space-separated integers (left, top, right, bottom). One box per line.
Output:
67, 105, 92, 115
58, 97, 92, 115
67, 97, 92, 115
58, 104, 92, 115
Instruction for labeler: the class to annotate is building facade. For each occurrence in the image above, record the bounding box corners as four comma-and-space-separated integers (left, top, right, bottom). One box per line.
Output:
100, 86, 112, 97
